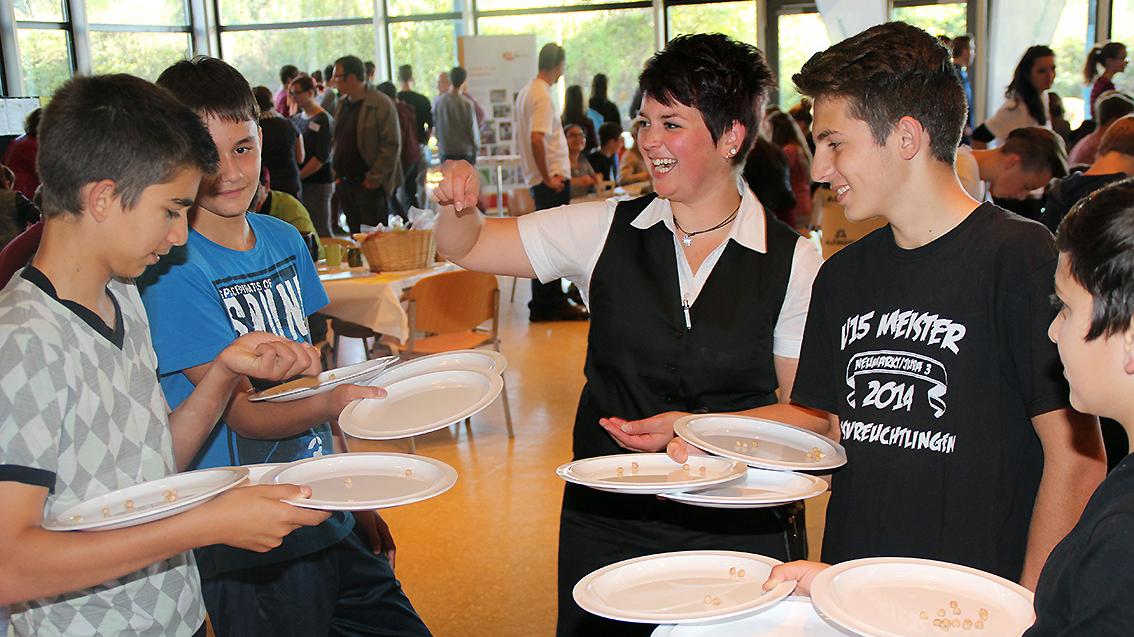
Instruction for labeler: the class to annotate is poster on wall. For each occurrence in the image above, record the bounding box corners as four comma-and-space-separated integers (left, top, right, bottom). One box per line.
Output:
459, 34, 536, 190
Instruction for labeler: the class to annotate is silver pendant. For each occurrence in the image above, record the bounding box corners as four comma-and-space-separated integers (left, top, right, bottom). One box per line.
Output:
681, 233, 693, 247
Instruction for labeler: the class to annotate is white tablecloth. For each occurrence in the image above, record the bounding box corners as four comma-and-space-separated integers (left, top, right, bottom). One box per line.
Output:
317, 262, 458, 342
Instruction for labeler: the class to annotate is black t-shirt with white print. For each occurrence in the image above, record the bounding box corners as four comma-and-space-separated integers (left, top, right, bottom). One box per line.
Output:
792, 203, 1070, 581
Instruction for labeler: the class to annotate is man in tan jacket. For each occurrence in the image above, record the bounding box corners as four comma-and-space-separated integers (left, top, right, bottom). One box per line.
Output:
331, 55, 402, 233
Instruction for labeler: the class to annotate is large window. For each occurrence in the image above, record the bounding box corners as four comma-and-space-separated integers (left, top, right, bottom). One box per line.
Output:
478, 8, 656, 121
85, 0, 186, 25
389, 19, 463, 98
218, 1, 372, 25
13, 0, 71, 99
222, 24, 376, 90
85, 0, 192, 81
13, 0, 66, 22
89, 32, 191, 80
17, 28, 72, 98
217, 1, 375, 90
777, 12, 829, 109
478, 0, 613, 9
667, 1, 758, 46
891, 2, 967, 38
388, 0, 461, 16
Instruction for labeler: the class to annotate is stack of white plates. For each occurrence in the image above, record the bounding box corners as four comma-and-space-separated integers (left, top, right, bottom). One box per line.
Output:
556, 453, 747, 495
556, 414, 842, 508
338, 350, 507, 440
652, 413, 847, 509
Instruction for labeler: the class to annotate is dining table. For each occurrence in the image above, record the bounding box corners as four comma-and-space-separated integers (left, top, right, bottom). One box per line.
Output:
317, 261, 459, 343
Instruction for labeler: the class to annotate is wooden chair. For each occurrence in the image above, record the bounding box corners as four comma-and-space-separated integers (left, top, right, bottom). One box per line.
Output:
401, 270, 514, 451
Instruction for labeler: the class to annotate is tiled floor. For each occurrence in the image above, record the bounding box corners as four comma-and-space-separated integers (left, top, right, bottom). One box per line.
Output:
335, 276, 828, 636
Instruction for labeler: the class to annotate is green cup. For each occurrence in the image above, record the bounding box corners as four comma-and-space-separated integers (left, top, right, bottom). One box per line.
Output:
325, 243, 343, 267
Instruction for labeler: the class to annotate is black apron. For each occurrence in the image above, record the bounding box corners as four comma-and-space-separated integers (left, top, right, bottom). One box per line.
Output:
557, 194, 807, 636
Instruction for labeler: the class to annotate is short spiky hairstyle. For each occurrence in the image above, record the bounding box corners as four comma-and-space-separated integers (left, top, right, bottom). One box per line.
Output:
1058, 178, 1134, 340
638, 33, 772, 166
156, 55, 258, 124
37, 74, 219, 219
793, 21, 966, 164
1001, 127, 1068, 177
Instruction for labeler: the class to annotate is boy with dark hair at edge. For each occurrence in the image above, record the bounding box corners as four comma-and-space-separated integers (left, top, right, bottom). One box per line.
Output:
0, 73, 329, 637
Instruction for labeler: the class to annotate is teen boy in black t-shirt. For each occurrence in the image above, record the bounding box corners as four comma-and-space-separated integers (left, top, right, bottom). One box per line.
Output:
784, 22, 1104, 588
766, 177, 1134, 637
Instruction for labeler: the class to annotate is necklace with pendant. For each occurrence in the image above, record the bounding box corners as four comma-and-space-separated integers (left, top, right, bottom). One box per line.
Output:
672, 202, 742, 247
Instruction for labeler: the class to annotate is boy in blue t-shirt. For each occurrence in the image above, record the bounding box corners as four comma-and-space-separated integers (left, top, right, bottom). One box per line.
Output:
139, 57, 431, 636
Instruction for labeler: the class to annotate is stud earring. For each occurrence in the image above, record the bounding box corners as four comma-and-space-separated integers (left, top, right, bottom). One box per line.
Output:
726, 147, 738, 158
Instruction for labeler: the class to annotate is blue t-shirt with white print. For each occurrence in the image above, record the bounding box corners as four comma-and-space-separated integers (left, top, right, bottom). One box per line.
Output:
139, 213, 351, 577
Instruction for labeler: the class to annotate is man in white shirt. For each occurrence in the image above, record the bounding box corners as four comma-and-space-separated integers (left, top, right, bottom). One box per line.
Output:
513, 42, 588, 322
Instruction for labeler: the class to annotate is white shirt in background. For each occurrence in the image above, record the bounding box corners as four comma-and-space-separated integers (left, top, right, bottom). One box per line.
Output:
514, 77, 571, 187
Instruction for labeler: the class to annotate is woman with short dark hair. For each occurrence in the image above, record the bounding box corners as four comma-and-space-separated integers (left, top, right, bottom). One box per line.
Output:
434, 33, 822, 636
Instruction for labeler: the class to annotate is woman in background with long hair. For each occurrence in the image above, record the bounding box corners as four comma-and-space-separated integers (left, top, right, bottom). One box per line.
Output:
973, 45, 1056, 148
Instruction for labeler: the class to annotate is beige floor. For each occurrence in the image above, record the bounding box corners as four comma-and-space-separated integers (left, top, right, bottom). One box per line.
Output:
343, 276, 828, 636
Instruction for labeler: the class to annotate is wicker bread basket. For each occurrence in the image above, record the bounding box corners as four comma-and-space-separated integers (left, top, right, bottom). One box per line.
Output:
359, 230, 436, 272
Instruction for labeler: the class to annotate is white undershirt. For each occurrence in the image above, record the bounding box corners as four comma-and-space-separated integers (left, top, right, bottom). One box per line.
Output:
517, 181, 823, 358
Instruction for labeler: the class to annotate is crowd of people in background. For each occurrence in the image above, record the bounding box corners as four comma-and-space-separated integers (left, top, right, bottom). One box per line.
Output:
0, 33, 1131, 325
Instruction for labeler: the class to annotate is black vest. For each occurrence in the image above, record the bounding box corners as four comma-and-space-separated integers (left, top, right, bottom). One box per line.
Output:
573, 194, 799, 460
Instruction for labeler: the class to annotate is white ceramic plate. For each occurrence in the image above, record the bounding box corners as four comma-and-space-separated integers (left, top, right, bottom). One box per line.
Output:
370, 350, 507, 386
661, 468, 828, 509
43, 466, 249, 531
573, 550, 794, 624
651, 597, 854, 636
339, 369, 503, 440
674, 414, 847, 471
556, 453, 747, 495
263, 452, 457, 510
810, 557, 1035, 637
248, 356, 398, 402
